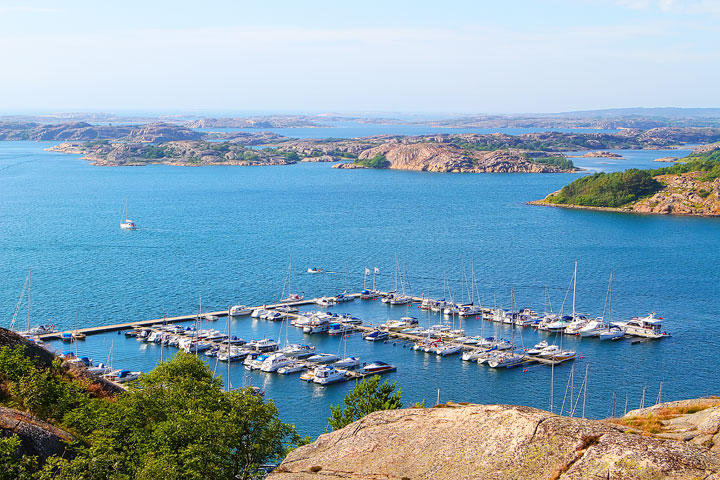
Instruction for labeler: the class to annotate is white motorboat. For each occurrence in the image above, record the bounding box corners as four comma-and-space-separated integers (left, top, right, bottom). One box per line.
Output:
578, 319, 606, 337
313, 365, 347, 385
87, 363, 112, 375
458, 305, 482, 317
229, 305, 252, 316
282, 343, 316, 358
251, 308, 268, 319
564, 318, 589, 335
526, 340, 549, 355
260, 353, 292, 372
277, 362, 307, 374
435, 343, 462, 356
315, 297, 336, 307
334, 356, 361, 369
248, 338, 279, 352
105, 369, 141, 383
307, 267, 323, 274
307, 353, 340, 364
303, 318, 329, 334
363, 330, 389, 342
613, 313, 670, 339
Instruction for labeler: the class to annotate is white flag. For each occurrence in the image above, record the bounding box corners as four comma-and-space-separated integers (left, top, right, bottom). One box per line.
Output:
364, 267, 370, 275
374, 267, 380, 274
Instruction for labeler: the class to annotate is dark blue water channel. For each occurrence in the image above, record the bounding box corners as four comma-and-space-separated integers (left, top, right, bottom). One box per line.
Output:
0, 141, 716, 438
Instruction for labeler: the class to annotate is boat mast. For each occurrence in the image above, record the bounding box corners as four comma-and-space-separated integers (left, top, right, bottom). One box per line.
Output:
27, 268, 32, 331
572, 260, 577, 321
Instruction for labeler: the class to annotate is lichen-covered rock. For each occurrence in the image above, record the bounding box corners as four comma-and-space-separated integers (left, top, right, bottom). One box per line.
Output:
632, 173, 720, 216
0, 407, 75, 461
269, 403, 720, 480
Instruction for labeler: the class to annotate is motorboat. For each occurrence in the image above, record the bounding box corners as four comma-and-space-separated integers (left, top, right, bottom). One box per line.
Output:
61, 332, 73, 342
360, 289, 380, 299
335, 292, 355, 303
282, 343, 316, 358
307, 267, 323, 274
277, 362, 307, 375
328, 323, 355, 335
307, 353, 340, 364
564, 318, 589, 335
334, 356, 361, 369
275, 304, 299, 314
578, 319, 607, 337
229, 305, 252, 316
526, 340, 549, 355
458, 305, 482, 317
251, 308, 268, 319
245, 354, 269, 370
315, 297, 336, 308
105, 369, 141, 383
313, 365, 347, 385
362, 330, 389, 342
389, 295, 411, 305
248, 338, 279, 352
461, 348, 494, 361
303, 318, 329, 334
87, 363, 112, 375
613, 313, 670, 339
260, 353, 292, 372
361, 361, 396, 374
435, 343, 462, 356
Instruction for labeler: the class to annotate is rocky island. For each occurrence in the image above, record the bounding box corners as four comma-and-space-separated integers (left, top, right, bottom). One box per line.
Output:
531, 145, 720, 217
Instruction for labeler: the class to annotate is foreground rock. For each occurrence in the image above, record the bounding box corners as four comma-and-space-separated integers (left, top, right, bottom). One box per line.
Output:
270, 403, 720, 479
0, 407, 75, 462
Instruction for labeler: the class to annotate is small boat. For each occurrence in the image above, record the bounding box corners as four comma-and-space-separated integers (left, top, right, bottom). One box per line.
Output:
307, 353, 340, 364
300, 368, 317, 382
303, 318, 329, 334
361, 361, 396, 374
458, 305, 482, 317
251, 308, 268, 318
335, 292, 355, 303
61, 332, 74, 342
363, 330, 389, 342
315, 297, 336, 307
578, 319, 606, 338
313, 365, 347, 385
120, 197, 137, 230
307, 267, 323, 274
87, 362, 112, 375
260, 353, 292, 372
229, 305, 252, 316
245, 354, 269, 370
360, 289, 380, 299
248, 338, 279, 352
328, 323, 355, 335
334, 356, 361, 369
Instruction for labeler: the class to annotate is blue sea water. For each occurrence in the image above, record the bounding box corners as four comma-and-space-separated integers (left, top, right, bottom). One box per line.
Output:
0, 140, 717, 438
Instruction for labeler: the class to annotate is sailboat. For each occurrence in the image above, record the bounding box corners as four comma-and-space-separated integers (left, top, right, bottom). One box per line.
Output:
280, 256, 304, 303
120, 197, 137, 230
599, 272, 625, 340
579, 271, 614, 338
72, 312, 86, 340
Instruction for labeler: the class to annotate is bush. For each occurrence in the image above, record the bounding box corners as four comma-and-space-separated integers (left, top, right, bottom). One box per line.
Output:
530, 156, 575, 170
354, 154, 389, 168
328, 375, 402, 431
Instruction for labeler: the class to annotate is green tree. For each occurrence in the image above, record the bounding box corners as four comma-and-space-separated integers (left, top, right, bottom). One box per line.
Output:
328, 375, 402, 431
0, 435, 39, 480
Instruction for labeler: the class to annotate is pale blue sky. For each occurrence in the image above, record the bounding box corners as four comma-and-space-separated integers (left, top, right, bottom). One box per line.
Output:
0, 0, 718, 114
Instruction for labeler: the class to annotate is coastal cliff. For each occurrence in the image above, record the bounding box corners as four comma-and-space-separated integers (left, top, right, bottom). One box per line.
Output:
270, 400, 720, 480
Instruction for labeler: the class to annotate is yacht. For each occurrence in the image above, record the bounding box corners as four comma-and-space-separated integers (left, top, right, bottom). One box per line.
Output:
361, 361, 396, 374
578, 319, 606, 337
313, 365, 347, 385
334, 356, 361, 369
282, 343, 316, 358
613, 313, 670, 339
307, 353, 340, 364
303, 318, 330, 334
277, 362, 307, 375
229, 305, 252, 316
363, 330, 389, 342
260, 353, 292, 372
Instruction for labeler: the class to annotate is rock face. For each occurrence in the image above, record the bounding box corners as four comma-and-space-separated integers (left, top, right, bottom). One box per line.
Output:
0, 407, 75, 462
270, 403, 720, 480
124, 122, 202, 142
632, 173, 720, 216
353, 143, 573, 173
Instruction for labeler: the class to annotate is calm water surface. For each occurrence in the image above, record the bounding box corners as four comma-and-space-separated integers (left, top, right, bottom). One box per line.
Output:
0, 141, 716, 437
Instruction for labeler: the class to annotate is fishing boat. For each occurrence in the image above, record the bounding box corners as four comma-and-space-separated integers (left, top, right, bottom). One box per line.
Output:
260, 353, 292, 372
120, 197, 137, 230
313, 365, 347, 385
362, 330, 389, 342
613, 313, 670, 339
307, 353, 340, 364
361, 361, 396, 374
229, 305, 252, 316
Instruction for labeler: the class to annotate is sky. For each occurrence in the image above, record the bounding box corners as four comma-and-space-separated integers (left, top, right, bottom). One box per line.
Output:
0, 0, 718, 114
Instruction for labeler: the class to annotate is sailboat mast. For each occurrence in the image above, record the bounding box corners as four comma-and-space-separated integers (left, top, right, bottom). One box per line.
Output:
572, 261, 577, 320
27, 268, 32, 331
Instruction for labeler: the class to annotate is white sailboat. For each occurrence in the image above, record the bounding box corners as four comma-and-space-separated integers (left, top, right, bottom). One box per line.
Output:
280, 256, 304, 303
120, 197, 137, 230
